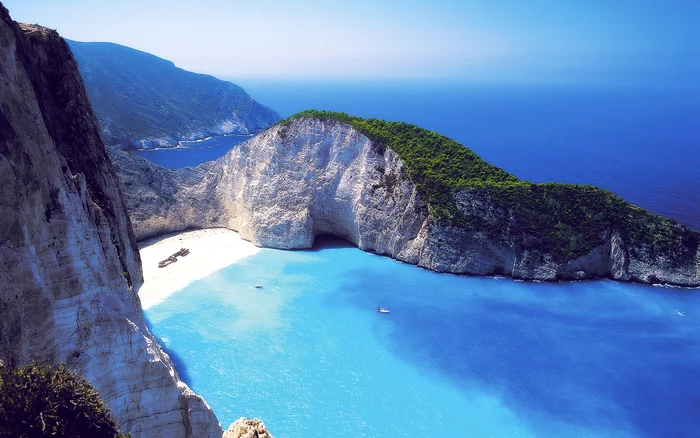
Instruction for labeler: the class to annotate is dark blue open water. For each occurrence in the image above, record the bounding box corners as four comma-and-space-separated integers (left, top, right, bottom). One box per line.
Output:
139, 81, 700, 437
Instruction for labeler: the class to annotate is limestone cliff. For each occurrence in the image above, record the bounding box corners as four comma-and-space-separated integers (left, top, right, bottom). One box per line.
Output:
0, 5, 222, 437
111, 117, 700, 287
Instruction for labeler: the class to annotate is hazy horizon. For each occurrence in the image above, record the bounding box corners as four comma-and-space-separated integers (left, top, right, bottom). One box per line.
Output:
4, 0, 699, 86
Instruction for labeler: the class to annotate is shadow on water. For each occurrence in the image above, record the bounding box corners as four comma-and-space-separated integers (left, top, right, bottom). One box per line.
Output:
143, 314, 194, 387
331, 267, 700, 438
309, 234, 356, 251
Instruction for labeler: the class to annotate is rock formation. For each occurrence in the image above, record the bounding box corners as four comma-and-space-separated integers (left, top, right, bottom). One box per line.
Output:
111, 117, 700, 287
0, 5, 222, 437
223, 418, 274, 438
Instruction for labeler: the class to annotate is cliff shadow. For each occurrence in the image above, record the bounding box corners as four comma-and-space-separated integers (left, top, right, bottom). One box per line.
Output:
136, 227, 202, 249
142, 315, 194, 387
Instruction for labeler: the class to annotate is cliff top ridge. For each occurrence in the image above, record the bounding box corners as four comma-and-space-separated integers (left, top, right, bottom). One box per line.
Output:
19, 22, 56, 37
279, 111, 699, 264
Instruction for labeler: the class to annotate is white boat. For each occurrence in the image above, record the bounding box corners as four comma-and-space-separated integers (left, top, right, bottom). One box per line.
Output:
254, 284, 263, 289
377, 307, 390, 313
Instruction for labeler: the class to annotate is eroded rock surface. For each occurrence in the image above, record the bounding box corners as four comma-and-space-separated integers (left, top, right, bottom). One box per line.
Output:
223, 418, 274, 438
112, 117, 700, 287
0, 6, 222, 437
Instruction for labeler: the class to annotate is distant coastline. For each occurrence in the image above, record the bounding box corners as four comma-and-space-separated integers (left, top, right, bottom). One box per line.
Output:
177, 133, 254, 148
130, 133, 255, 152
131, 134, 254, 168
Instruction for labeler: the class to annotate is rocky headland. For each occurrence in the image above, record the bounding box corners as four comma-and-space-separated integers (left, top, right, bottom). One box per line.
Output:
68, 40, 280, 150
0, 5, 222, 437
111, 112, 700, 287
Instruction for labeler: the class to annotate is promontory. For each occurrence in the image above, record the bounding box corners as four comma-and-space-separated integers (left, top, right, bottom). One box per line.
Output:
110, 110, 700, 287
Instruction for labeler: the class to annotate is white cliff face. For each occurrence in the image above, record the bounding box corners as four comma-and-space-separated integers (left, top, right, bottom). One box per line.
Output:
214, 120, 431, 258
0, 11, 222, 438
110, 118, 432, 261
113, 116, 700, 288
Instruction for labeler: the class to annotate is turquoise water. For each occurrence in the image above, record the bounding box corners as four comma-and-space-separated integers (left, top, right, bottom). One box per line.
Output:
144, 238, 700, 438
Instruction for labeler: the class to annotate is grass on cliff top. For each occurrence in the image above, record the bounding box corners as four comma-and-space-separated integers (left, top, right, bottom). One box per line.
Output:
0, 362, 129, 438
280, 110, 698, 262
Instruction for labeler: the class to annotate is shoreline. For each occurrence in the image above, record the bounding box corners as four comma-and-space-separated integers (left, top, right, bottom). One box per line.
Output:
137, 228, 260, 310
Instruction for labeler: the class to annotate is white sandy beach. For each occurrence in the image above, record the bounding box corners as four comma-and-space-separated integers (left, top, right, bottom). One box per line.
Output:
137, 228, 260, 310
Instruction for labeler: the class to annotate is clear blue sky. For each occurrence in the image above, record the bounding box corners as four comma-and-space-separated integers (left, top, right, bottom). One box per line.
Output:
3, 0, 698, 83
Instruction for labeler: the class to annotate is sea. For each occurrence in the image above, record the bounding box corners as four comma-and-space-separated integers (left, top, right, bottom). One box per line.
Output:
133, 134, 252, 169
139, 81, 700, 437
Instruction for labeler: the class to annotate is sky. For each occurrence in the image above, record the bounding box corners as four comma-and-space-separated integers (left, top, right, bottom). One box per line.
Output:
3, 0, 699, 83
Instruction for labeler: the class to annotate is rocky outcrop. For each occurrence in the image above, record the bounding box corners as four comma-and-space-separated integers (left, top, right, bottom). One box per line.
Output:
108, 148, 228, 238
112, 117, 700, 287
0, 5, 222, 437
223, 418, 274, 438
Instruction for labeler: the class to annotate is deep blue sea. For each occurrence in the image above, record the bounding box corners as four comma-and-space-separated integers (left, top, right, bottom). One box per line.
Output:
139, 81, 700, 437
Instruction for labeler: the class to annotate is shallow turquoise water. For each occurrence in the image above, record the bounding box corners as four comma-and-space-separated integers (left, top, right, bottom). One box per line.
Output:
144, 238, 700, 438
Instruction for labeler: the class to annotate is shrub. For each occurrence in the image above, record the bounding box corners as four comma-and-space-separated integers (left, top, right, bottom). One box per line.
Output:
0, 362, 129, 438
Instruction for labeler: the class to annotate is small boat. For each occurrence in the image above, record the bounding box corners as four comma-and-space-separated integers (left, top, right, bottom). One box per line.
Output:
254, 284, 263, 289
376, 307, 390, 313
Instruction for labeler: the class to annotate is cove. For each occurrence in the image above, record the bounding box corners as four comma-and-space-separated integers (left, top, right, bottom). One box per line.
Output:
144, 237, 700, 437
132, 134, 252, 169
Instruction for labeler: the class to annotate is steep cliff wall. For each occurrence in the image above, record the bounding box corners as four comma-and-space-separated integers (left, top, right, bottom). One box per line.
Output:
0, 5, 222, 437
108, 119, 429, 262
112, 117, 700, 287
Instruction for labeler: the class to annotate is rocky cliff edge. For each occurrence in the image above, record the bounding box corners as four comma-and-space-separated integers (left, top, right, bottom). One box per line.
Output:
0, 5, 222, 437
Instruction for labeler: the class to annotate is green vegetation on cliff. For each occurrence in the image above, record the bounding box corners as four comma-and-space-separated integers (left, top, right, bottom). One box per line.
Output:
281, 110, 698, 262
0, 363, 129, 438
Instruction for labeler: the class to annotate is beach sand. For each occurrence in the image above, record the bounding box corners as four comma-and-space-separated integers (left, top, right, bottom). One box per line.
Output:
137, 228, 260, 310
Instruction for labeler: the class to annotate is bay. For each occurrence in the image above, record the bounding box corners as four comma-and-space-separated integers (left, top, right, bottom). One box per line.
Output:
139, 80, 700, 437
145, 237, 700, 438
